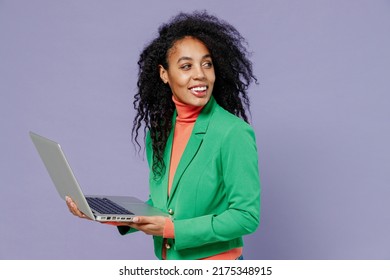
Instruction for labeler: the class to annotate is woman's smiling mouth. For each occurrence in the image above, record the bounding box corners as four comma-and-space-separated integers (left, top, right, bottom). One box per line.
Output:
189, 85, 208, 96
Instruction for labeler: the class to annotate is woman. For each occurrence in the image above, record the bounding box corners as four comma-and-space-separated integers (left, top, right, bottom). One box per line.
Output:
67, 11, 260, 260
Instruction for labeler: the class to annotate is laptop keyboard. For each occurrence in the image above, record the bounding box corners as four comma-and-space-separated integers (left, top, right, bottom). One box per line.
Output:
86, 197, 134, 215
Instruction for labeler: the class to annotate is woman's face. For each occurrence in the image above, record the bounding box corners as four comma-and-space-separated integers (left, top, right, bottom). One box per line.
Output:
159, 36, 215, 107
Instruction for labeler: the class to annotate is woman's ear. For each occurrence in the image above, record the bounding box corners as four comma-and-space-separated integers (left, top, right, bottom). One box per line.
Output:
159, 65, 169, 84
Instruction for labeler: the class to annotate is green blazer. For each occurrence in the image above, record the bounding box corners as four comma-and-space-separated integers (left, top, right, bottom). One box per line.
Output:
120, 97, 261, 260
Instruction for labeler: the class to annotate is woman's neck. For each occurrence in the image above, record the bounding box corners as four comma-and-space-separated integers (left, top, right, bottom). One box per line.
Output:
172, 96, 203, 123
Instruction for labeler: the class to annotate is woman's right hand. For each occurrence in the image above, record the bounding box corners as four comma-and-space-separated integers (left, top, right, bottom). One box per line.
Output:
65, 197, 128, 227
65, 196, 91, 220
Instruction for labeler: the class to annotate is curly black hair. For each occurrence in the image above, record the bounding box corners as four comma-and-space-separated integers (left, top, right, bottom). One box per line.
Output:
132, 10, 257, 178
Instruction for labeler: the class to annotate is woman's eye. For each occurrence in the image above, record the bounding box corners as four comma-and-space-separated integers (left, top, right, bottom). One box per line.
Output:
203, 62, 213, 68
180, 64, 191, 70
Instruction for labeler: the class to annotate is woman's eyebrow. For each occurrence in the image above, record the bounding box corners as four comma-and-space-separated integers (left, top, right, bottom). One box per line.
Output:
177, 54, 212, 64
177, 56, 192, 63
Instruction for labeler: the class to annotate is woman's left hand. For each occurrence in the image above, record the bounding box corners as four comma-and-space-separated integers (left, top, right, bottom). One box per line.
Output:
103, 216, 167, 236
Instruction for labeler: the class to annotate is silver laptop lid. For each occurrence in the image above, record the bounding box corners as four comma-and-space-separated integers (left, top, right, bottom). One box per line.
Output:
29, 131, 95, 220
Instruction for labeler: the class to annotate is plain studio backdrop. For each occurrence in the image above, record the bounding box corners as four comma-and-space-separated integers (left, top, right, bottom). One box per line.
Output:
1, 0, 389, 259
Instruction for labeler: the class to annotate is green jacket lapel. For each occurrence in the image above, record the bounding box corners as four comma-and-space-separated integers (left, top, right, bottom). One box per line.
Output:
167, 97, 216, 204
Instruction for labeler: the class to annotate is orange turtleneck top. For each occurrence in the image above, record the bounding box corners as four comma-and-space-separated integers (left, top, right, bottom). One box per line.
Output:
162, 96, 242, 260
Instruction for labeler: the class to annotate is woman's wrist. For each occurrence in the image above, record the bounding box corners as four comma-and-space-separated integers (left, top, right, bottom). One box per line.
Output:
163, 217, 175, 239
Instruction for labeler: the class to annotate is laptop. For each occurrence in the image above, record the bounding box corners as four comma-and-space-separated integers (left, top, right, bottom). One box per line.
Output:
29, 131, 168, 222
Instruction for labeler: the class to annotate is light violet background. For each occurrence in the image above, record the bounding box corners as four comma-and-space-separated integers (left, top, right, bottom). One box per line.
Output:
1, 0, 389, 260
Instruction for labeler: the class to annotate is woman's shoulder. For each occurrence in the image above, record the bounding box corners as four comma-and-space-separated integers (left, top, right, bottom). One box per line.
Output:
212, 103, 253, 131
207, 104, 257, 152
206, 103, 256, 146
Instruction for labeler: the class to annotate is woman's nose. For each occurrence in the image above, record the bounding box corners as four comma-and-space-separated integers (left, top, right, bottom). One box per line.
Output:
192, 66, 206, 80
